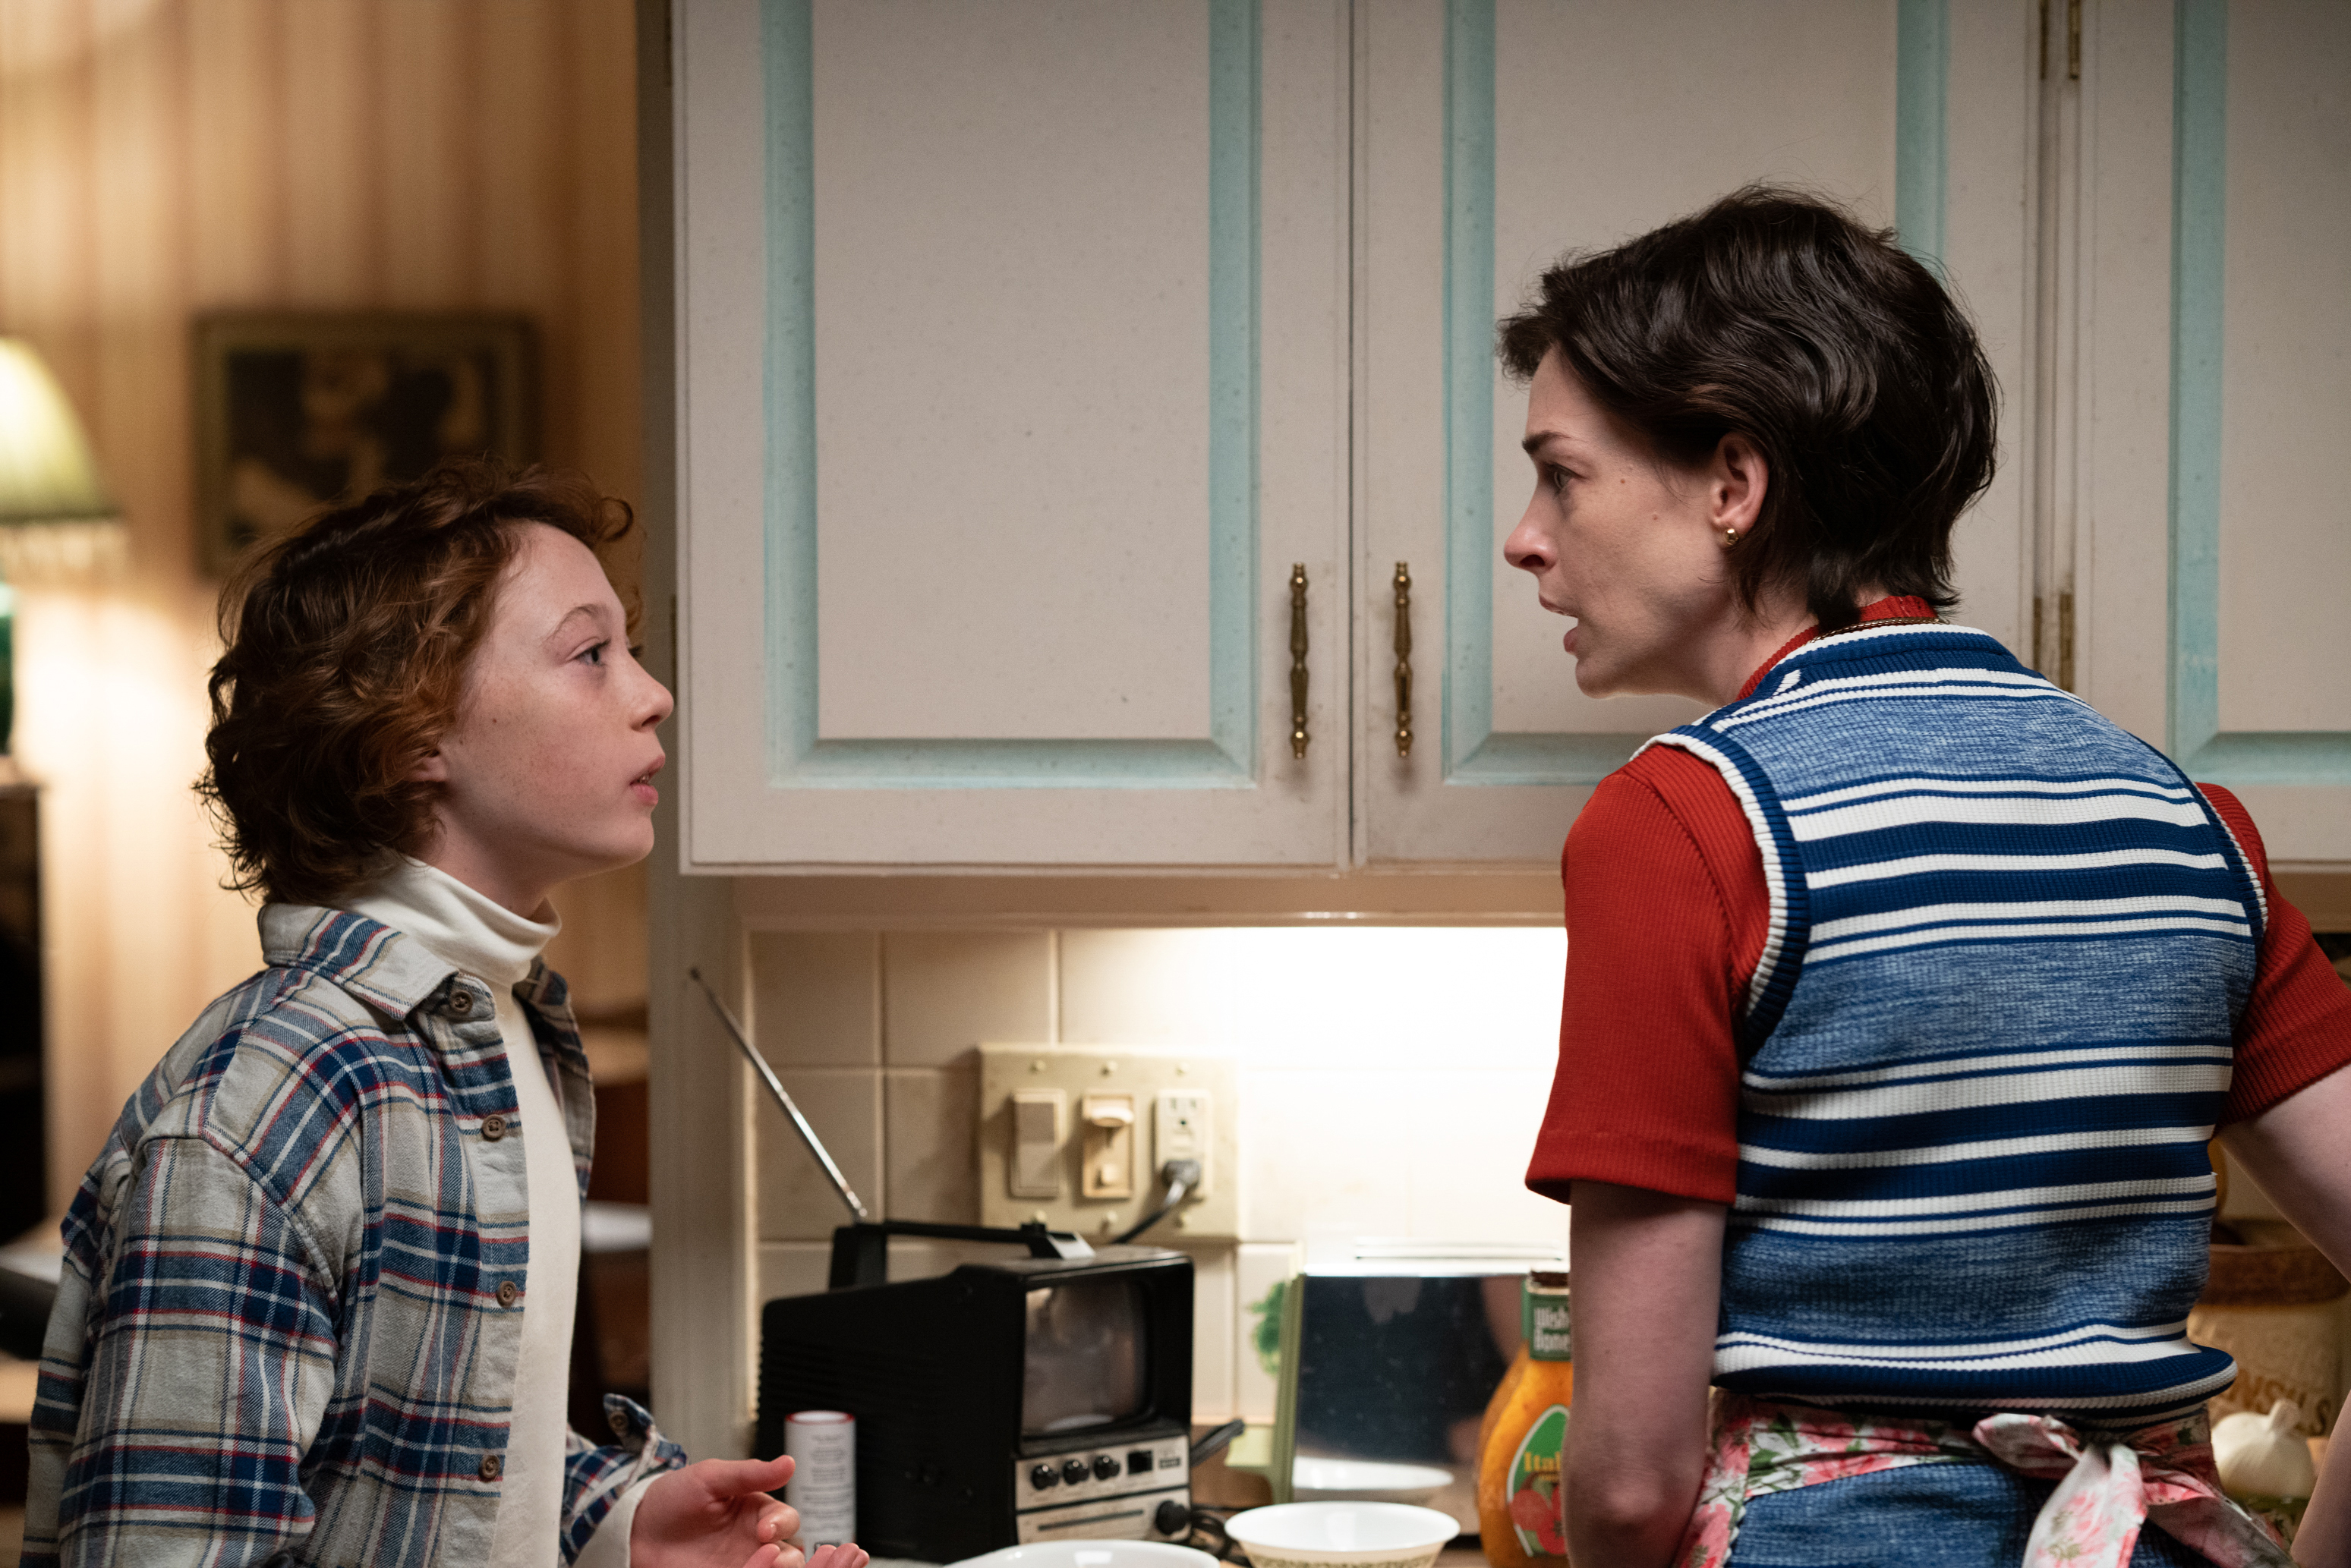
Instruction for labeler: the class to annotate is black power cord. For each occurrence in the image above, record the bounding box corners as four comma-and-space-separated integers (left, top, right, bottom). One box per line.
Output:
1112, 1157, 1202, 1245
1155, 1418, 1250, 1557
1155, 1500, 1246, 1561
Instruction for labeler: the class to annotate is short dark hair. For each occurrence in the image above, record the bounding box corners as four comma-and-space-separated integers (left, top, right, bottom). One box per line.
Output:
199, 458, 638, 907
1497, 185, 1996, 631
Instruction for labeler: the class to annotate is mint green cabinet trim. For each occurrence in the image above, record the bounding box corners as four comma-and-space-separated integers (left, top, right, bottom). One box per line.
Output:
1896, 0, 1949, 266
2167, 0, 2226, 764
1439, 0, 1947, 790
1439, 0, 1499, 781
1451, 733, 1662, 788
764, 0, 818, 779
767, 738, 1251, 788
2160, 0, 2346, 785
760, 0, 1260, 790
1206, 0, 1264, 783
2176, 733, 2351, 788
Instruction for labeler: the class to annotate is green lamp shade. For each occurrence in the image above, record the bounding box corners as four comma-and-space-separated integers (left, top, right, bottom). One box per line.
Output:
0, 338, 115, 524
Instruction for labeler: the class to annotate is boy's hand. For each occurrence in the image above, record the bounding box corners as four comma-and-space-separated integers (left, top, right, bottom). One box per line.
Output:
631, 1453, 875, 1568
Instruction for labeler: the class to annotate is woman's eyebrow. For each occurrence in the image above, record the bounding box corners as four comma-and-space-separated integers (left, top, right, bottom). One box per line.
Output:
544, 604, 607, 642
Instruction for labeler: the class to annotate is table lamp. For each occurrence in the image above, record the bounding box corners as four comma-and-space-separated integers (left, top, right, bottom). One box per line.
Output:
0, 337, 119, 756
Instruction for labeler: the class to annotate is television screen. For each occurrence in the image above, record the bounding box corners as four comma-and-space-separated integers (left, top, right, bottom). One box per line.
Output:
1023, 1276, 1146, 1435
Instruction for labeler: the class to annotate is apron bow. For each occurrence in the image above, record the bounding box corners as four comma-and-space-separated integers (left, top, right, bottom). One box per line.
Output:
1675, 1396, 2293, 1568
1971, 1411, 2293, 1568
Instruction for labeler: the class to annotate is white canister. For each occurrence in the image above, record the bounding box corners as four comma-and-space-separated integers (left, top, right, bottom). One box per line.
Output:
784, 1409, 856, 1547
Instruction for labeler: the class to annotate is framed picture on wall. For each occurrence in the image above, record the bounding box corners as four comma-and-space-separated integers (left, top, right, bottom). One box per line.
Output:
193, 311, 538, 578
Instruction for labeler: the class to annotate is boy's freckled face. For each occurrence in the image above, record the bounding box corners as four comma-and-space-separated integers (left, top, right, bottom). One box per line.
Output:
423, 523, 673, 909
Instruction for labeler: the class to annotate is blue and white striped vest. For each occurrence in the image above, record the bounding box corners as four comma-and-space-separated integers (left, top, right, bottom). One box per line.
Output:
1650, 622, 2262, 1424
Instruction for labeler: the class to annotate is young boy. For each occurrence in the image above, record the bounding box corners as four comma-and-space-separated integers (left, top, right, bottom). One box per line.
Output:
24, 462, 866, 1568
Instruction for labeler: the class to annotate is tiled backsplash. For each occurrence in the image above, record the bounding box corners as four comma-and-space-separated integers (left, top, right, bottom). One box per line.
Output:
748, 925, 1571, 1422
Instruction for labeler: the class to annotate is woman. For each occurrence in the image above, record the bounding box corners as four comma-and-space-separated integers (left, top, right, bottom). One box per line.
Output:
1505, 189, 2351, 1567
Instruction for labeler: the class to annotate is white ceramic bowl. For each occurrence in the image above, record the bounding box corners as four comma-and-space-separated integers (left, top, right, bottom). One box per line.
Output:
1289, 1458, 1454, 1507
946, 1542, 1221, 1568
1223, 1501, 1460, 1568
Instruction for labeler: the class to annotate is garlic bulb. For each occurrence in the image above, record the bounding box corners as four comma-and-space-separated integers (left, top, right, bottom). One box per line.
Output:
2213, 1400, 2317, 1502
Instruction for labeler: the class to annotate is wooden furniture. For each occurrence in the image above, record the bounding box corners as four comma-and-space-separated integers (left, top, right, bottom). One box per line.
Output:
0, 781, 40, 1248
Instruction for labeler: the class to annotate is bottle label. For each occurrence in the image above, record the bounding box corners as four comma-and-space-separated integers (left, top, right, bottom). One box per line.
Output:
1522, 1291, 1572, 1362
1505, 1403, 1570, 1559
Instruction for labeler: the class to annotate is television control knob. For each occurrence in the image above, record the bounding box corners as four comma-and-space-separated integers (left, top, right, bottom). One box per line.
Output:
1029, 1464, 1059, 1490
1060, 1458, 1089, 1487
1092, 1453, 1120, 1481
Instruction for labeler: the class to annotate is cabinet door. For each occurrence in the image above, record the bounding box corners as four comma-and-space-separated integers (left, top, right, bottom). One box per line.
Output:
674, 0, 1348, 869
1354, 0, 2037, 867
2075, 0, 2351, 864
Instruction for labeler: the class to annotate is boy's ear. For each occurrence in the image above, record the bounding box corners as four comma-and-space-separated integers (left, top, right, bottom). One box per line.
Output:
410, 749, 450, 784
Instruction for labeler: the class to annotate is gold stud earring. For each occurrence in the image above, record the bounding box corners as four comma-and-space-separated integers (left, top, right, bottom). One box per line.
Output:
1722, 527, 1741, 547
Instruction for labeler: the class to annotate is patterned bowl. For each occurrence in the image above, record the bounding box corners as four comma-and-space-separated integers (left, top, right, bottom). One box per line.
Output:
1223, 1502, 1459, 1568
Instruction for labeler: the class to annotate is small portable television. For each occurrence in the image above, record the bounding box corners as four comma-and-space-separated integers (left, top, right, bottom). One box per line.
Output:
758, 1220, 1195, 1563
692, 976, 1199, 1563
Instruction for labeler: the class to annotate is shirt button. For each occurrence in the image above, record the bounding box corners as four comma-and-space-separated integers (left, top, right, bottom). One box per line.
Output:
481, 1113, 508, 1141
478, 1453, 503, 1481
496, 1280, 520, 1308
609, 1407, 632, 1439
449, 990, 474, 1014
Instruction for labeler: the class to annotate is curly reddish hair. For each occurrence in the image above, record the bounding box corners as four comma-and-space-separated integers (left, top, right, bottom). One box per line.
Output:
199, 458, 638, 906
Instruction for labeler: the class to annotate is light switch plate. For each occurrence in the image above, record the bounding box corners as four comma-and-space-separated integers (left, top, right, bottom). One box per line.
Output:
1008, 1089, 1064, 1199
1079, 1092, 1136, 1199
979, 1044, 1240, 1242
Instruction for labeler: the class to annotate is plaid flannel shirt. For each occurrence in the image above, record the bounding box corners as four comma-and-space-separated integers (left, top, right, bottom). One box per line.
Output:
23, 905, 686, 1566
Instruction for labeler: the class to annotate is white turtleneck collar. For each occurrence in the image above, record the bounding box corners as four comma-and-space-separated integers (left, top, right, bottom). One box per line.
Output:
342, 855, 561, 990
345, 856, 599, 1566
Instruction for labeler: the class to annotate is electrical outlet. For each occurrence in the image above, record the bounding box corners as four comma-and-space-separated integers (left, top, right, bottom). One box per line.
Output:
1154, 1090, 1212, 1197
978, 1045, 1239, 1242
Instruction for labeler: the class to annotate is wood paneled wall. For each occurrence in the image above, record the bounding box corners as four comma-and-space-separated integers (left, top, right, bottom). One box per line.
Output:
0, 0, 645, 1210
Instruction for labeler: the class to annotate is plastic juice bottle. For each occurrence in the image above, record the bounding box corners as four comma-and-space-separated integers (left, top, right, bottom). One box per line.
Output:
1476, 1270, 1574, 1568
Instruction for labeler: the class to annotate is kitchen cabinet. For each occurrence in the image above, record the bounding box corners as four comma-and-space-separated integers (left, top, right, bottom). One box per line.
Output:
668, 0, 2346, 874
673, 0, 1350, 871
1350, 0, 2037, 863
2062, 0, 2351, 864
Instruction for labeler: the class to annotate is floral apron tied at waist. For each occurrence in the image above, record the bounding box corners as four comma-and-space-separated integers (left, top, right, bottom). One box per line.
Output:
1675, 1394, 2294, 1568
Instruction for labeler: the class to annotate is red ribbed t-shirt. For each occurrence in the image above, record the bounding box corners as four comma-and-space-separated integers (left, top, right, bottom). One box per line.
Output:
1524, 598, 2351, 1206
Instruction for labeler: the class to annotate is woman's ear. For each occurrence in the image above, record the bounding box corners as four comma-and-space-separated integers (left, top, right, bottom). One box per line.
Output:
1712, 434, 1770, 534
409, 749, 449, 784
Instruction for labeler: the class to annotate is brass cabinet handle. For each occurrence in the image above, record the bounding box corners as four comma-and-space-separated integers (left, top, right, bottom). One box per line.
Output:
1289, 565, 1310, 758
1393, 562, 1413, 757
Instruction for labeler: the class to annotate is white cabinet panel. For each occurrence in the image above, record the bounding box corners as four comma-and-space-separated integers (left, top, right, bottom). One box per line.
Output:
1939, 0, 2037, 663
811, 4, 1215, 743
676, 0, 1348, 868
1355, 0, 2033, 866
2213, 2, 2351, 738
2082, 0, 2351, 863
